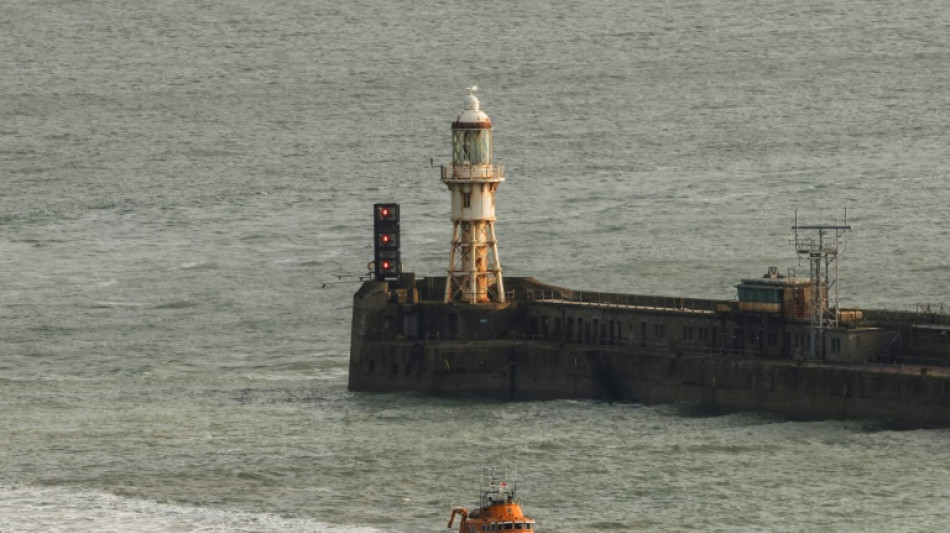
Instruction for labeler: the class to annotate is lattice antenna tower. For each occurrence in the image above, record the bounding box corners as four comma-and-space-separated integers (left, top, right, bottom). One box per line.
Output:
792, 209, 852, 359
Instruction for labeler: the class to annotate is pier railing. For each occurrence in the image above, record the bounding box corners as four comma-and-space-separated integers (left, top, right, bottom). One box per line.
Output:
509, 333, 760, 357
513, 288, 724, 314
862, 306, 950, 326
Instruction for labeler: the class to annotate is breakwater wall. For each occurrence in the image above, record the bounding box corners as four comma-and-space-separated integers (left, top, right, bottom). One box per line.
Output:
349, 277, 950, 428
349, 339, 950, 428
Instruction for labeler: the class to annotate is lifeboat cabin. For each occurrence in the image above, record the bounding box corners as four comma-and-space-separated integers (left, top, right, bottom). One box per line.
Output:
448, 472, 536, 532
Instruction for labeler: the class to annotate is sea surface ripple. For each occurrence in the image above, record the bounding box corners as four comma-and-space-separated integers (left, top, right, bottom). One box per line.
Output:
2, 0, 950, 531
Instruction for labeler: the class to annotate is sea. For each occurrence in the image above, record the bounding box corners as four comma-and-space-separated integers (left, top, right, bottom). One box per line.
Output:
2, 0, 950, 531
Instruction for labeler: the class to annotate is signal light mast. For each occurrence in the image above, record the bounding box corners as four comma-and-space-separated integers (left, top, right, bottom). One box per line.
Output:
373, 203, 400, 281
442, 88, 506, 304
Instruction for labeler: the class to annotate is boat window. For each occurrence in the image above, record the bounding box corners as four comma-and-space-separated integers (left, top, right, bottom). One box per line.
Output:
527, 524, 533, 530
515, 523, 523, 529
505, 523, 514, 530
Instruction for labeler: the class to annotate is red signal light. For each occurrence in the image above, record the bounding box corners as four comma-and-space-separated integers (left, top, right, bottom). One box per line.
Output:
372, 203, 399, 280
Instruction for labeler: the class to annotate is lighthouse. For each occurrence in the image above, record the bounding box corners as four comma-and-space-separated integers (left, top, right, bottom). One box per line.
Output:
442, 88, 506, 304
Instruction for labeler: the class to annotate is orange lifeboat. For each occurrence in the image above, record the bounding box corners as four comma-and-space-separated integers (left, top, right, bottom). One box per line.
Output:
447, 469, 537, 532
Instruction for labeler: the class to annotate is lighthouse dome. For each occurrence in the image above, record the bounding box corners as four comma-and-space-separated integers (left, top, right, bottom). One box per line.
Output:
453, 92, 492, 129
464, 93, 480, 111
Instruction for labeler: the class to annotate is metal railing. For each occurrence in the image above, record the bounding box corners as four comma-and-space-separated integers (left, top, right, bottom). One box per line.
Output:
861, 306, 950, 326
509, 332, 760, 357
860, 362, 950, 377
440, 164, 504, 181
511, 288, 722, 313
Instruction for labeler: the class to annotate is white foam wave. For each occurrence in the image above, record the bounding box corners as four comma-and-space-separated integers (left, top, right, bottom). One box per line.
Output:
0, 485, 383, 533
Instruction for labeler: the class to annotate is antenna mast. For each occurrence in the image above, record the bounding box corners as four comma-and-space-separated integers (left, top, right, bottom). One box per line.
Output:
792, 210, 852, 360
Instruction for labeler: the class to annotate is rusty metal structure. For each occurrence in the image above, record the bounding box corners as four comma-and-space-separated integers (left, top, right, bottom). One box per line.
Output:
442, 87, 506, 304
793, 210, 852, 359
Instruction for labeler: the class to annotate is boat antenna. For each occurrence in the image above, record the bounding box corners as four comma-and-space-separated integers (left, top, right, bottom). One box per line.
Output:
513, 462, 519, 494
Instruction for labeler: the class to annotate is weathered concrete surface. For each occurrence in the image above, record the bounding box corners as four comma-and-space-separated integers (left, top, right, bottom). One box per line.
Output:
349, 339, 950, 428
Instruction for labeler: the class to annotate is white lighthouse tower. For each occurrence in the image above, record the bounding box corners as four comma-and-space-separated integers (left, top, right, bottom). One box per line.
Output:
442, 88, 506, 304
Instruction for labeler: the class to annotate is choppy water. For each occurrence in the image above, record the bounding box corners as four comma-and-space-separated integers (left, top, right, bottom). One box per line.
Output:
2, 0, 950, 531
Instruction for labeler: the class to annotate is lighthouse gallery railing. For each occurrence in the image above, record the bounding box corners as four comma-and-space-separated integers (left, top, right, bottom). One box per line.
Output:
441, 164, 505, 181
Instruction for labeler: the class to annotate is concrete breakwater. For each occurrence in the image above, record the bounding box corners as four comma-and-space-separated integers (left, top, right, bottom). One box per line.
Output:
349, 339, 950, 429
349, 277, 950, 428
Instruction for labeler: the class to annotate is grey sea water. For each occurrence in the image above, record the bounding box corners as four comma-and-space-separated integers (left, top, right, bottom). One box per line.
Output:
2, 0, 950, 531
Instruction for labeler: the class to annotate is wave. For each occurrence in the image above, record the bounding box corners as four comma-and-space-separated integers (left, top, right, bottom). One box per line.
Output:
151, 299, 197, 310
0, 485, 384, 533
